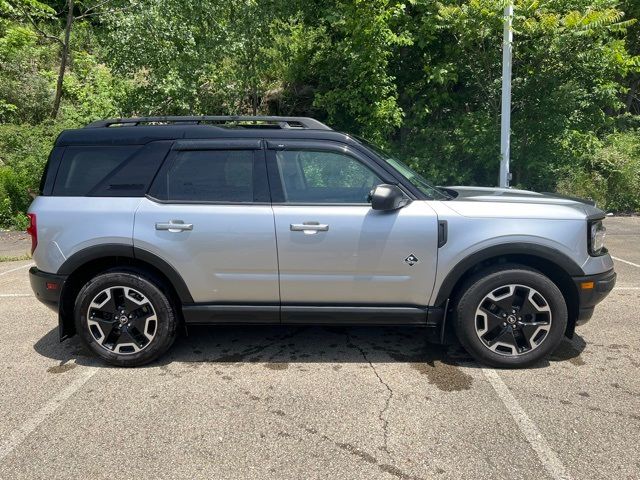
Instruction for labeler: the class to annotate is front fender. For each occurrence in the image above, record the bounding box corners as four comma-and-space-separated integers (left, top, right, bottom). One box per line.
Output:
431, 240, 584, 306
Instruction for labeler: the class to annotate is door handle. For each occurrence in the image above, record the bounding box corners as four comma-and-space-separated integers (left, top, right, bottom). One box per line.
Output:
290, 222, 329, 234
155, 220, 193, 232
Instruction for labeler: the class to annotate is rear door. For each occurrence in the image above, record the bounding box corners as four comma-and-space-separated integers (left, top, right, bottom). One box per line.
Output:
133, 139, 279, 314
266, 140, 439, 320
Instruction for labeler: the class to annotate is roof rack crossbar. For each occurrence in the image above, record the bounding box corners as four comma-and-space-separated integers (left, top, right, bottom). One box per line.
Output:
85, 116, 332, 130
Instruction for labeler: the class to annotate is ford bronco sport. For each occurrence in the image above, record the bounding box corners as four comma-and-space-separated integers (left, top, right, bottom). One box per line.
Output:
28, 116, 616, 367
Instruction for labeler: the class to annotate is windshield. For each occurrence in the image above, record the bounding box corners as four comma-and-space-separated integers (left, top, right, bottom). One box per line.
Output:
354, 136, 450, 200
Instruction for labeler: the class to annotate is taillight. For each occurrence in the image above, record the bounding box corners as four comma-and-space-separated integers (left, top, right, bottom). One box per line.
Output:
26, 213, 37, 254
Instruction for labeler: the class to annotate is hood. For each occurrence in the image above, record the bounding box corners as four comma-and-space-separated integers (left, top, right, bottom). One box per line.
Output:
440, 186, 605, 219
443, 186, 596, 206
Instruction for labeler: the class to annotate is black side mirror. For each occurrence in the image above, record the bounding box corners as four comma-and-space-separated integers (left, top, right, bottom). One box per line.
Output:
370, 184, 410, 211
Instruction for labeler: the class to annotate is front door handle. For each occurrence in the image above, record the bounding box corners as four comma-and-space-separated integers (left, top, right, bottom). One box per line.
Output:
155, 220, 193, 232
290, 222, 329, 234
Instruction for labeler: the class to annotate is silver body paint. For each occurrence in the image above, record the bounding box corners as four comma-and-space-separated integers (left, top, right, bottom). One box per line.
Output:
29, 185, 613, 307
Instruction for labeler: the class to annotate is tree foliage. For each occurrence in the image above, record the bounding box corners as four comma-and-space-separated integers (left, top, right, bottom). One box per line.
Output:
0, 0, 639, 227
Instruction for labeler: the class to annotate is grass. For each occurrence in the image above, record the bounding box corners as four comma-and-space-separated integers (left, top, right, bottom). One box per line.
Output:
0, 254, 31, 262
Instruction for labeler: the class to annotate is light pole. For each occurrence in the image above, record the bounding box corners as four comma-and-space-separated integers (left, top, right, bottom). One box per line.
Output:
499, 2, 513, 188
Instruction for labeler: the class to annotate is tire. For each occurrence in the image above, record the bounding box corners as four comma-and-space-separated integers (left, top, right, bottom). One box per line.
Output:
453, 264, 567, 368
74, 269, 178, 367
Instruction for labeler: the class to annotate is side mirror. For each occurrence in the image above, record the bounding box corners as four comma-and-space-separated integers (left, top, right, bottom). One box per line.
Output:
370, 184, 410, 211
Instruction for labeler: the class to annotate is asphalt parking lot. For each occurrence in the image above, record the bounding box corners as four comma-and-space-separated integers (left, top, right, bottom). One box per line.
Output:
0, 217, 638, 480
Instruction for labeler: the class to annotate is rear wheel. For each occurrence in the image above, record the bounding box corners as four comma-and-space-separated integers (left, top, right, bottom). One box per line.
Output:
454, 265, 567, 368
74, 270, 178, 367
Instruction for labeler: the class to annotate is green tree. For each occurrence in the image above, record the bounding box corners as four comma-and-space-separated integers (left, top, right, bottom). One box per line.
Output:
104, 0, 287, 115
621, 0, 640, 115
3, 0, 129, 118
389, 0, 639, 189
303, 0, 411, 142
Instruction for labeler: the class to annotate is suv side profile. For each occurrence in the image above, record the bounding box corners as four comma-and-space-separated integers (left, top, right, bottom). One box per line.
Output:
28, 116, 616, 368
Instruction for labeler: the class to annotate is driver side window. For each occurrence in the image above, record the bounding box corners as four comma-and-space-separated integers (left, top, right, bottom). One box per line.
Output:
276, 150, 382, 204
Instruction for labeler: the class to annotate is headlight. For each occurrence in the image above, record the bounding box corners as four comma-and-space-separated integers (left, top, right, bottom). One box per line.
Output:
589, 219, 607, 256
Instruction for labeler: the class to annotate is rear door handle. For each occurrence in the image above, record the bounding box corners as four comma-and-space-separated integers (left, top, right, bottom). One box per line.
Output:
155, 220, 193, 232
290, 222, 329, 234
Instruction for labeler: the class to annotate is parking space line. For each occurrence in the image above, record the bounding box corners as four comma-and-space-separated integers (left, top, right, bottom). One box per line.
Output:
0, 366, 98, 463
0, 294, 33, 297
612, 256, 640, 268
0, 263, 34, 276
482, 368, 571, 480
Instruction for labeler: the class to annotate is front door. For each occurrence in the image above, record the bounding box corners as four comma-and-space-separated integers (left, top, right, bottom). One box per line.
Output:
266, 140, 439, 320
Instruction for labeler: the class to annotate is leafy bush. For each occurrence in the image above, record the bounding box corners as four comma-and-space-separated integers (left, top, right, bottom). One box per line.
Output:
0, 121, 78, 229
0, 169, 29, 229
557, 130, 640, 212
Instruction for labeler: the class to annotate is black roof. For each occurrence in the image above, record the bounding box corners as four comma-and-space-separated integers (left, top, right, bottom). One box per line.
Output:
55, 116, 360, 148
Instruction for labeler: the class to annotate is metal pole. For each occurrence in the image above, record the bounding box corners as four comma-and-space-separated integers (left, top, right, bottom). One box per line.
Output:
499, 2, 513, 188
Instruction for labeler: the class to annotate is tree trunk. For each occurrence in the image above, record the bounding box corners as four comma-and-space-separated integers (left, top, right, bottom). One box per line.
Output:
625, 76, 639, 114
51, 0, 74, 119
252, 85, 258, 116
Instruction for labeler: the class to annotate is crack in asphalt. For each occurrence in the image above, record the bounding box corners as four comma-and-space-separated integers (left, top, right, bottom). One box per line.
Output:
345, 333, 395, 461
222, 357, 430, 479
295, 420, 428, 480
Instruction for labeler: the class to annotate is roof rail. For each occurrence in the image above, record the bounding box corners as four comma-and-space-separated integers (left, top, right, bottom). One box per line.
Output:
85, 116, 332, 130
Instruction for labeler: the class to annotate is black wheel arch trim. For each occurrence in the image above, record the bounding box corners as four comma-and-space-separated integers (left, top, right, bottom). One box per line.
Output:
434, 242, 584, 305
58, 243, 193, 303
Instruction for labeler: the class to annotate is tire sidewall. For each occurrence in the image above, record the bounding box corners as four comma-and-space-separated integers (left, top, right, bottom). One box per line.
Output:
74, 271, 177, 367
455, 268, 568, 368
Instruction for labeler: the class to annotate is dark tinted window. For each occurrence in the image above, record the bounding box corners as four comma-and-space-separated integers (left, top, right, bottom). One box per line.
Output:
152, 150, 255, 202
276, 150, 382, 203
53, 146, 139, 196
89, 142, 171, 197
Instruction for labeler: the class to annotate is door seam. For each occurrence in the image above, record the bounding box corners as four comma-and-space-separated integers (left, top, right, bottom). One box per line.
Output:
262, 138, 283, 322
271, 204, 282, 322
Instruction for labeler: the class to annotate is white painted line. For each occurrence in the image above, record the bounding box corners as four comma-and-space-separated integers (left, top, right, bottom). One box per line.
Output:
0, 263, 34, 277
0, 294, 32, 297
483, 368, 571, 480
0, 366, 98, 463
612, 256, 640, 268
614, 287, 640, 290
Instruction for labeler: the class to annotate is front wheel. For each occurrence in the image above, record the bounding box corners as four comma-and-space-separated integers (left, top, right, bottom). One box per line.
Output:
454, 265, 567, 368
74, 270, 178, 367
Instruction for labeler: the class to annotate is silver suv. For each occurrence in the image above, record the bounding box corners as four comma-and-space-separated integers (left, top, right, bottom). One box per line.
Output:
28, 116, 616, 368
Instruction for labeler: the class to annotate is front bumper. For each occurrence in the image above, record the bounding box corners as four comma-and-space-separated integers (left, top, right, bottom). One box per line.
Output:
572, 269, 616, 326
29, 267, 66, 310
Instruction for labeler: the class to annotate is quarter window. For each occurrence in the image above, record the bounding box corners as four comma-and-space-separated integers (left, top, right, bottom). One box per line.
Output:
53, 146, 139, 196
275, 150, 382, 204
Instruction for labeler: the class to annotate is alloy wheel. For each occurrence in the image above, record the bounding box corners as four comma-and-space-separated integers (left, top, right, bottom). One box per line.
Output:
474, 284, 552, 356
86, 286, 158, 355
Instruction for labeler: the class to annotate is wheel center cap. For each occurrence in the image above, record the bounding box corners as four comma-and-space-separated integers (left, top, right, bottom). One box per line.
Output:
119, 315, 128, 325
507, 314, 517, 325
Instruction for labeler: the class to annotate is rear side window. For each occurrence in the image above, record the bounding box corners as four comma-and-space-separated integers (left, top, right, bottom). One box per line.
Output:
52, 142, 172, 197
53, 146, 139, 196
149, 150, 260, 203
